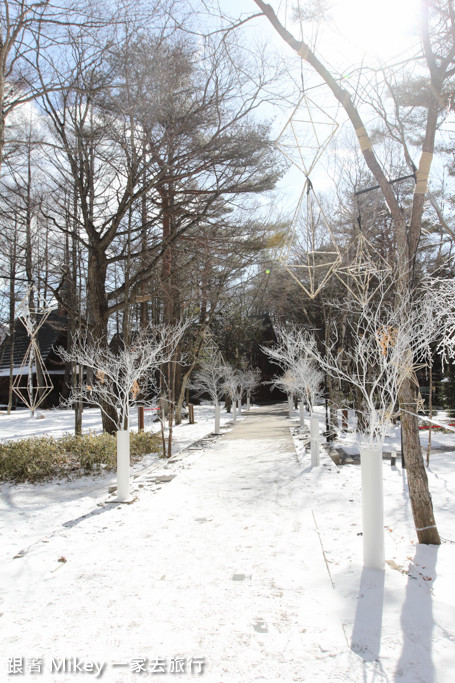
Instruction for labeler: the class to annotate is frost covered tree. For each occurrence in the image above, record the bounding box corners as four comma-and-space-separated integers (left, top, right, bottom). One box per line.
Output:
223, 365, 240, 423
236, 368, 261, 414
428, 278, 455, 367
59, 322, 185, 498
59, 324, 185, 433
262, 323, 322, 423
243, 367, 261, 411
309, 297, 434, 447
270, 368, 297, 419
190, 347, 226, 434
305, 286, 437, 567
262, 323, 314, 372
292, 357, 323, 427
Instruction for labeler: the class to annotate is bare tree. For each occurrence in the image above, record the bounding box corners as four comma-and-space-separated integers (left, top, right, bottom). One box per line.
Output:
223, 364, 240, 423
243, 367, 261, 410
263, 323, 323, 422
292, 356, 323, 421
0, 0, 116, 173
307, 291, 436, 447
190, 345, 226, 434
305, 281, 438, 568
58, 323, 186, 432
270, 368, 297, 418
427, 277, 455, 367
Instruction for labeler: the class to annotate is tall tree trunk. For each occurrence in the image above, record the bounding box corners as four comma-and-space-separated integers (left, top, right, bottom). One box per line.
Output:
400, 379, 439, 543
140, 176, 149, 329
7, 228, 17, 414
71, 187, 83, 434
87, 249, 118, 434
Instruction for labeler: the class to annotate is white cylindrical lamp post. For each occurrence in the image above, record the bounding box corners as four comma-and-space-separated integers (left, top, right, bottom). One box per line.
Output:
360, 445, 385, 570
310, 413, 320, 466
214, 402, 221, 434
116, 429, 130, 501
299, 401, 305, 428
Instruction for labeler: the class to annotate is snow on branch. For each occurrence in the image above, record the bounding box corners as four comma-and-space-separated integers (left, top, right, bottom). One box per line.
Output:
261, 323, 317, 371
426, 277, 455, 368
58, 323, 187, 431
222, 364, 240, 401
190, 346, 226, 405
242, 367, 261, 399
308, 288, 437, 445
262, 324, 323, 410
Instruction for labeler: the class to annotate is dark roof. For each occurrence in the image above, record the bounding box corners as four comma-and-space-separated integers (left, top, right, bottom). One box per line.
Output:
0, 310, 67, 372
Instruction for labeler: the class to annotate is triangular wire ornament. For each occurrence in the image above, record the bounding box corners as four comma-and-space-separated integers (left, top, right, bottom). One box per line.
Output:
334, 232, 393, 306
12, 284, 54, 412
275, 93, 339, 177
278, 182, 342, 299
198, 332, 226, 368
16, 283, 52, 336
12, 339, 54, 411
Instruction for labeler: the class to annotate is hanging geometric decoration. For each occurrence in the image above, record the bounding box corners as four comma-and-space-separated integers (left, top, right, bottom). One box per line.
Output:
275, 93, 339, 177
12, 340, 54, 412
15, 284, 53, 334
278, 181, 343, 299
334, 231, 393, 306
12, 284, 54, 414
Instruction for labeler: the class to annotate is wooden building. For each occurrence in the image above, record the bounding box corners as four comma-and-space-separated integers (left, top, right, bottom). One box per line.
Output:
0, 310, 68, 409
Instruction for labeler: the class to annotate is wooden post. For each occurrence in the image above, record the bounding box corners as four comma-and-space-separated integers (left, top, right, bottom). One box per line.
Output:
138, 406, 145, 432
341, 408, 348, 431
74, 362, 83, 436
188, 404, 194, 424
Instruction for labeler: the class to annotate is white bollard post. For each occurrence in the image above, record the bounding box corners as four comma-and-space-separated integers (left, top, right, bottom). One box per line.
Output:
288, 394, 293, 419
214, 402, 221, 434
310, 413, 320, 466
299, 401, 305, 428
360, 445, 385, 570
246, 395, 251, 412
116, 430, 130, 502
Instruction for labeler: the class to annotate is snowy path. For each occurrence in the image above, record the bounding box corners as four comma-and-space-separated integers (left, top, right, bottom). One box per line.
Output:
0, 404, 356, 682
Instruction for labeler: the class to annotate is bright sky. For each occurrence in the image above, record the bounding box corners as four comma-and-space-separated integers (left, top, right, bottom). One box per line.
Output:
216, 0, 421, 66
330, 0, 421, 62
211, 0, 432, 198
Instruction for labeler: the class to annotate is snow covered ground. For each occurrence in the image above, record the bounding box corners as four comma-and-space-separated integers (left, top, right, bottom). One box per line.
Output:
293, 407, 455, 683
0, 403, 454, 682
0, 404, 234, 560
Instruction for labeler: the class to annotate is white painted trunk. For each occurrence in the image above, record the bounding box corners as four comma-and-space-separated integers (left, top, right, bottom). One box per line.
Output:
233, 400, 237, 423
238, 398, 242, 415
310, 413, 320, 466
299, 401, 305, 428
214, 402, 221, 434
246, 396, 251, 411
288, 394, 293, 419
360, 445, 385, 570
116, 430, 130, 501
